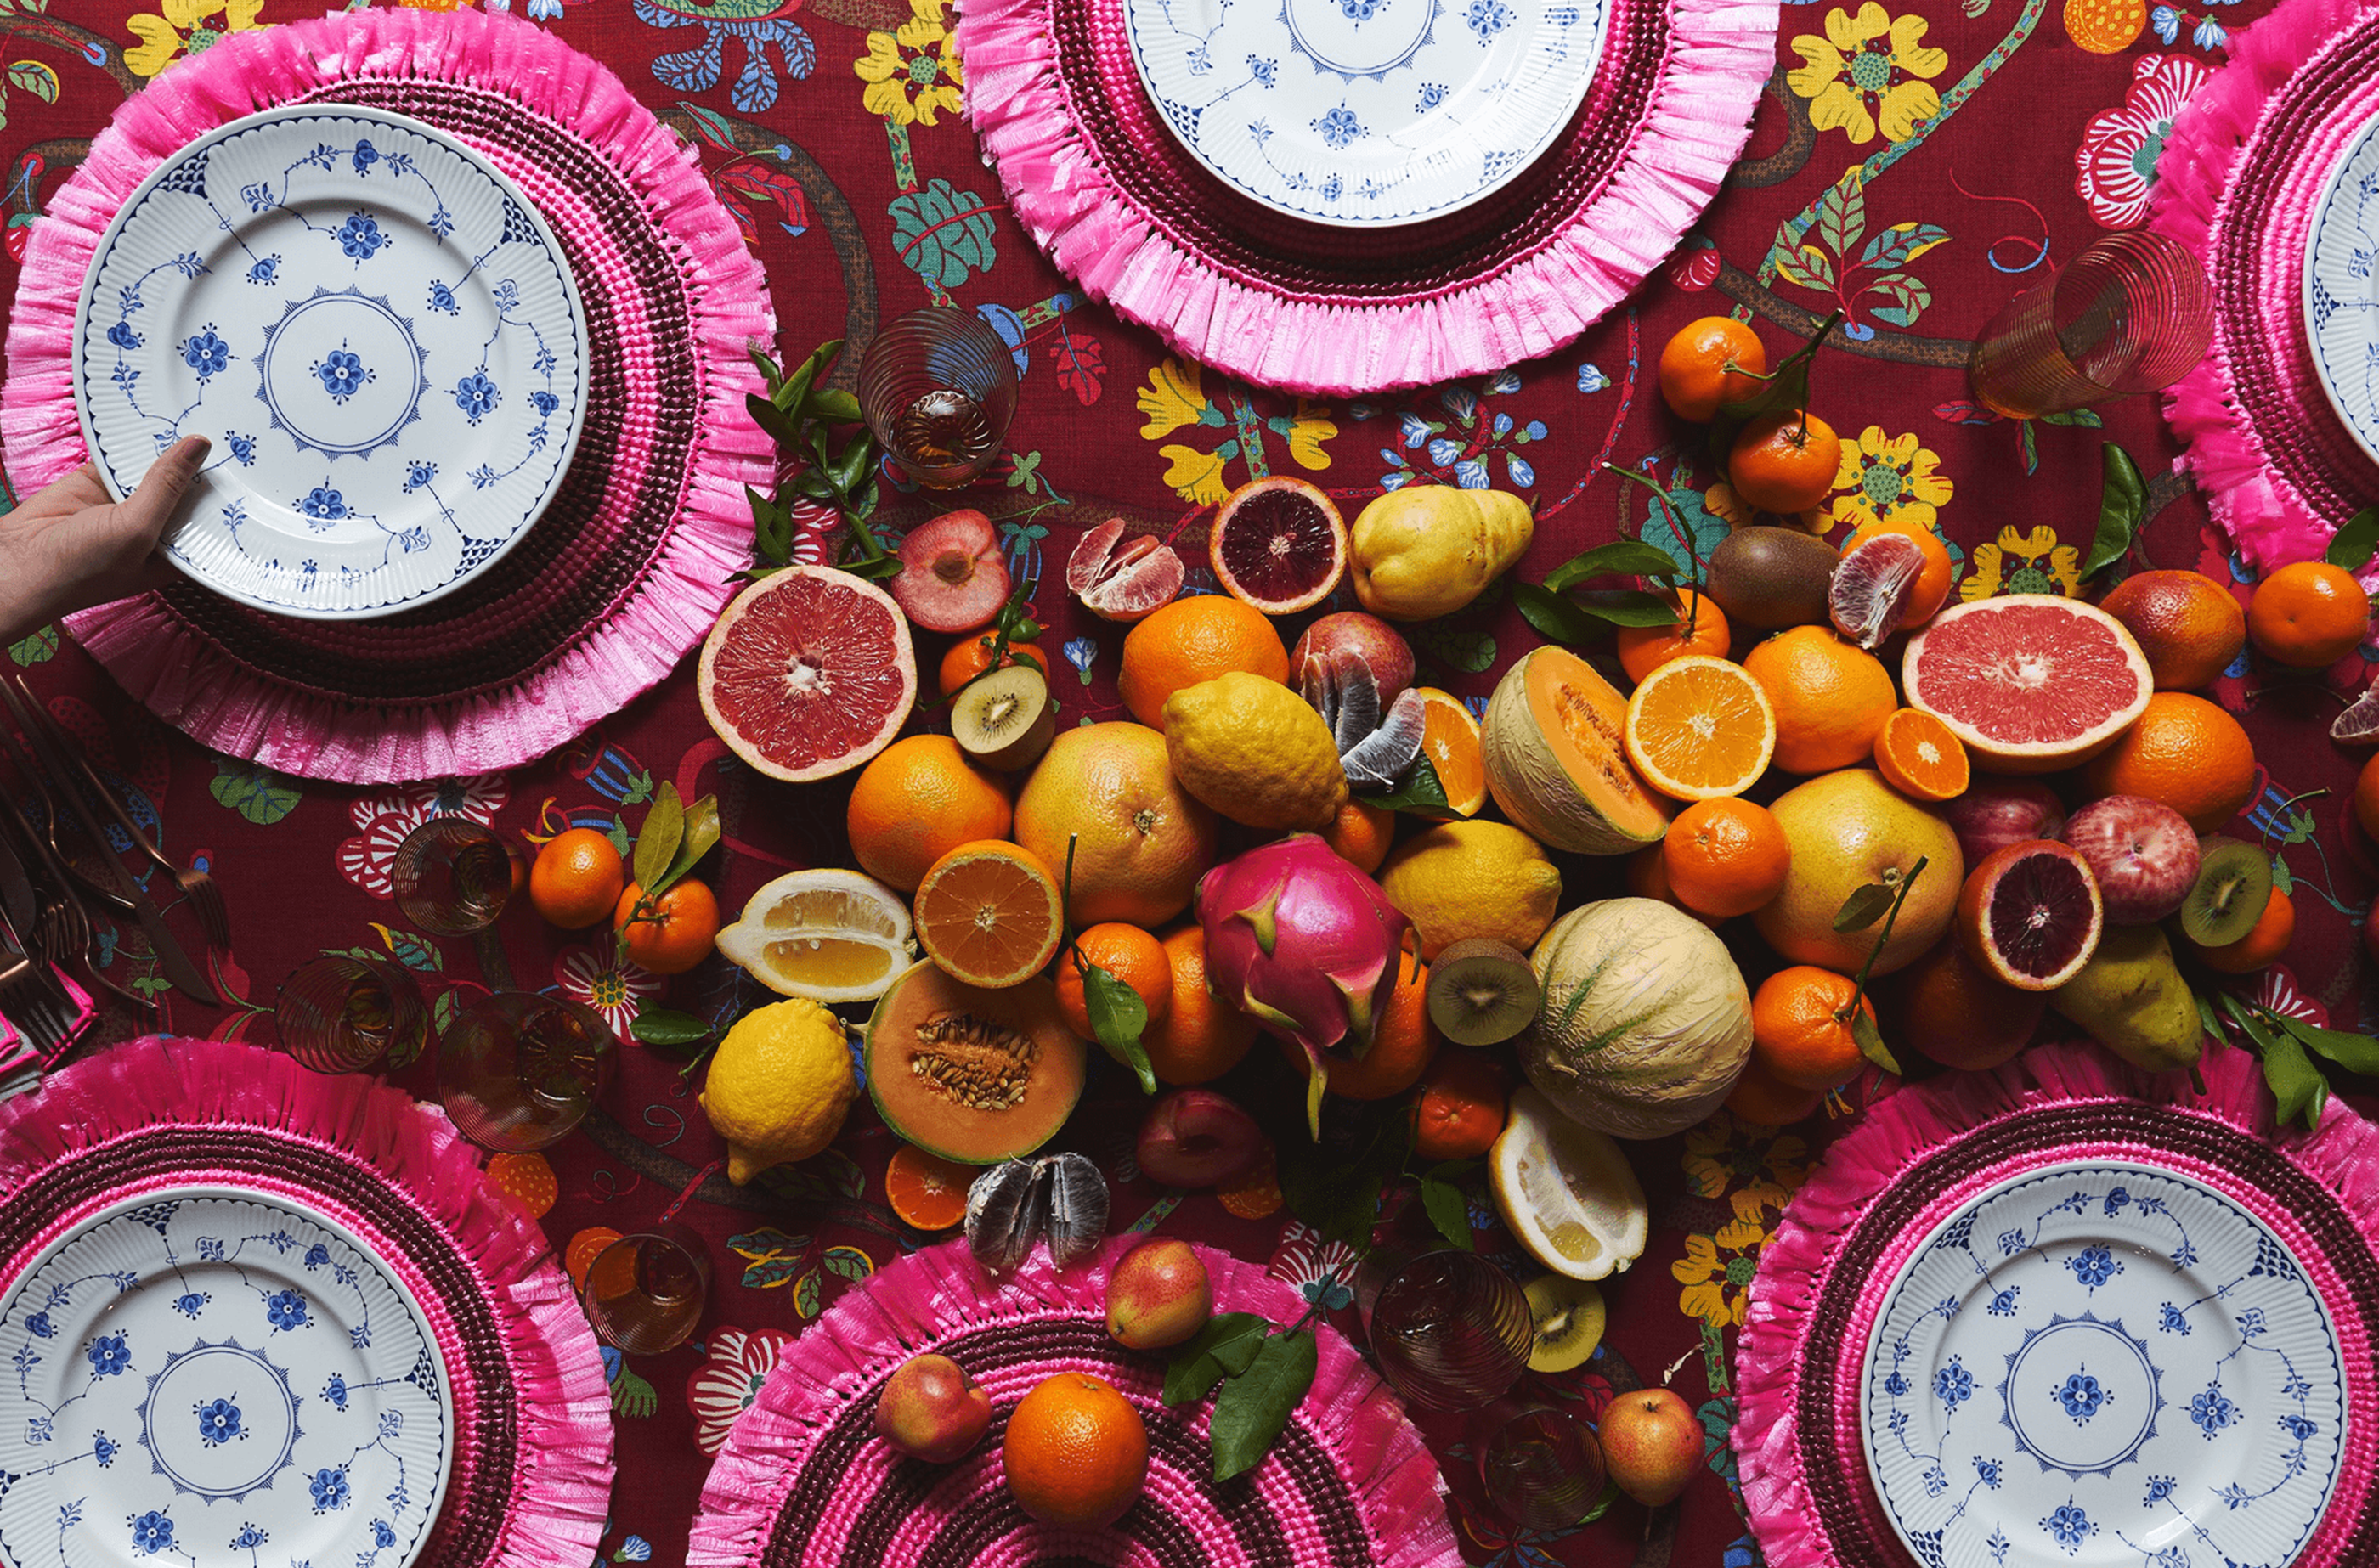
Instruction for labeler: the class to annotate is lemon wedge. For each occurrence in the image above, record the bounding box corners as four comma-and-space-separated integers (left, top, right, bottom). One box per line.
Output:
1489, 1086, 1648, 1281
716, 868, 916, 1003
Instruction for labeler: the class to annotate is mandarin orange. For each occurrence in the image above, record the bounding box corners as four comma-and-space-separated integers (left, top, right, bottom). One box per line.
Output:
1750, 965, 1874, 1091
613, 877, 721, 974
529, 827, 627, 930
1729, 410, 1842, 515
2247, 561, 2371, 668
1054, 922, 1174, 1040
1003, 1373, 1149, 1528
937, 635, 1049, 698
1140, 927, 1260, 1085
846, 735, 1014, 893
1615, 589, 1731, 684
1659, 317, 1769, 422
1742, 625, 1896, 774
2082, 691, 2257, 832
1662, 798, 1792, 920
1116, 595, 1290, 730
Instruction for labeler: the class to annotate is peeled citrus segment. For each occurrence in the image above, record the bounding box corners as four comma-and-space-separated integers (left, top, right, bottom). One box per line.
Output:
1415, 688, 1488, 815
1828, 531, 1926, 650
698, 566, 918, 782
1621, 654, 1777, 801
913, 841, 1066, 988
1489, 1086, 1649, 1282
1873, 707, 1970, 803
715, 868, 917, 1003
1903, 596, 2150, 774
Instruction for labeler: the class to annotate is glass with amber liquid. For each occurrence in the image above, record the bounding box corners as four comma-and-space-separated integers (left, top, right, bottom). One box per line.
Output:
436, 991, 615, 1152
856, 307, 1019, 488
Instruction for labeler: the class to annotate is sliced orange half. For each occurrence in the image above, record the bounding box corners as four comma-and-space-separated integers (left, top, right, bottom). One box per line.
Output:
1414, 688, 1488, 816
1873, 708, 1971, 803
1621, 655, 1777, 801
913, 839, 1066, 988
885, 1142, 975, 1230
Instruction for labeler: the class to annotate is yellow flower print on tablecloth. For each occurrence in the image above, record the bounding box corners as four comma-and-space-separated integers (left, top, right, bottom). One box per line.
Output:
1829, 426, 1952, 534
1136, 356, 1336, 505
1961, 524, 2081, 601
855, 0, 963, 127
1788, 3, 1947, 145
1675, 1215, 1771, 1329
125, 0, 266, 77
1682, 1113, 1811, 1223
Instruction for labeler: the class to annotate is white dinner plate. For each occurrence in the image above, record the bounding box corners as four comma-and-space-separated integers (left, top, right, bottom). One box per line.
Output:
0, 1187, 454, 1568
1862, 1160, 2344, 1568
2305, 111, 2379, 472
1123, 0, 1612, 227
72, 104, 587, 618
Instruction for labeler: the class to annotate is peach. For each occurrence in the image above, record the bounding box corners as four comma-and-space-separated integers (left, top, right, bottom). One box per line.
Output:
1105, 1238, 1213, 1351
874, 1352, 992, 1463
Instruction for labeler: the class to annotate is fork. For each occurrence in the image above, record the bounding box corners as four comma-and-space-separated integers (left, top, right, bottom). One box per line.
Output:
0, 781, 152, 1013
0, 677, 229, 952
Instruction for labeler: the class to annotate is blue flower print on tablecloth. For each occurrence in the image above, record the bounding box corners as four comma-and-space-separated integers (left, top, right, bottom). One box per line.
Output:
194, 1397, 242, 1446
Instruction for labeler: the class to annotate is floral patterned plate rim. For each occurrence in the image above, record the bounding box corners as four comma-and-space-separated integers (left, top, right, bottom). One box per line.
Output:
0, 1184, 455, 1568
2303, 107, 2379, 474
1859, 1158, 2344, 1568
72, 104, 588, 620
1122, 0, 1612, 226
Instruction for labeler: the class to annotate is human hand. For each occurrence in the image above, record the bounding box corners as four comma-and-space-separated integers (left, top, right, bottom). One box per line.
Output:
0, 435, 206, 644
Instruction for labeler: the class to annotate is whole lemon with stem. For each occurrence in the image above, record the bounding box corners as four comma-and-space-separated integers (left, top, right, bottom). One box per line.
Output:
699, 998, 859, 1184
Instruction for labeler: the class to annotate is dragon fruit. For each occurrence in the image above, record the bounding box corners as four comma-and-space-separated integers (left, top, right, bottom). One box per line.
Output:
1197, 834, 1412, 1136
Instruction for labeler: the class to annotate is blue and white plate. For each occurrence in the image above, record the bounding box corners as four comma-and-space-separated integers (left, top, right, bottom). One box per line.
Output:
1862, 1160, 2344, 1568
0, 1187, 453, 1568
2305, 112, 2379, 471
1123, 0, 1612, 227
73, 105, 587, 619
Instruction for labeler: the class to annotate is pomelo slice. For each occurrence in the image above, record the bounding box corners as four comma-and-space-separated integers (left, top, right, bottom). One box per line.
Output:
1902, 595, 2151, 773
1489, 1086, 1648, 1282
1209, 477, 1346, 613
698, 566, 917, 781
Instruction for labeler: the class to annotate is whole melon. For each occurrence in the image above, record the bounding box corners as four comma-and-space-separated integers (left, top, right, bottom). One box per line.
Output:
1518, 899, 1752, 1140
1482, 647, 1671, 855
1752, 769, 1964, 977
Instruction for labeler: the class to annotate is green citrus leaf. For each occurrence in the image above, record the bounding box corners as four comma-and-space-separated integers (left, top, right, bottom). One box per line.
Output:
1161, 1312, 1274, 1407
1210, 1330, 1318, 1481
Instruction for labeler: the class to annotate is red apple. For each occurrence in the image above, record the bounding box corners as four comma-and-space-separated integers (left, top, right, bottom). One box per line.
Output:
875, 1353, 992, 1463
1944, 778, 2066, 869
2063, 795, 2201, 926
1134, 1088, 1263, 1188
1599, 1387, 1701, 1507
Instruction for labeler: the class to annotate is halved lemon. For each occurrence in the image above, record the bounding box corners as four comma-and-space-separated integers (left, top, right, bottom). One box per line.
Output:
715, 868, 916, 1003
1489, 1086, 1648, 1281
1621, 653, 1776, 801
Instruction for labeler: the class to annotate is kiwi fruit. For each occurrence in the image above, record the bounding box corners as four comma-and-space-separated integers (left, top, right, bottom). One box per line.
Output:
2179, 835, 2273, 947
1427, 938, 1540, 1045
1523, 1274, 1606, 1373
1704, 525, 1837, 630
950, 663, 1056, 771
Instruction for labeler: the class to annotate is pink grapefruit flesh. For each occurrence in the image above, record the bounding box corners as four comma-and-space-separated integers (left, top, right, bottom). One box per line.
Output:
698, 566, 918, 782
1902, 595, 2151, 773
1067, 517, 1184, 622
1210, 477, 1346, 614
1828, 532, 1924, 650
1955, 838, 2103, 991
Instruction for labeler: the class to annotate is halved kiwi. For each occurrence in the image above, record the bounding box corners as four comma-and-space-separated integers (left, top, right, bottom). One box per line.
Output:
950, 663, 1056, 771
1523, 1274, 1606, 1373
1426, 938, 1540, 1046
2179, 835, 2273, 948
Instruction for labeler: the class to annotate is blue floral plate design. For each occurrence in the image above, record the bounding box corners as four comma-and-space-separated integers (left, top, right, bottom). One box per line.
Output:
72, 105, 587, 619
0, 1187, 453, 1568
1123, 0, 1612, 225
2305, 112, 2379, 472
1861, 1160, 2344, 1568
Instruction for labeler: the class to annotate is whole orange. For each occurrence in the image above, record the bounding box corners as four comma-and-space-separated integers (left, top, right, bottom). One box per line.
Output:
614, 877, 721, 974
937, 635, 1050, 698
1116, 595, 1290, 730
1054, 922, 1174, 1041
1014, 723, 1216, 927
1140, 925, 1259, 1084
846, 735, 1014, 894
2082, 691, 2257, 832
530, 827, 626, 930
1750, 965, 1873, 1091
1003, 1373, 1149, 1528
1662, 798, 1792, 920
1841, 518, 1954, 625
2247, 561, 2371, 668
1281, 956, 1436, 1100
1729, 410, 1842, 515
1625, 843, 1694, 917
1324, 798, 1396, 873
1742, 625, 1896, 774
1410, 1048, 1509, 1160
2099, 570, 2246, 690
2356, 751, 2379, 841
1724, 1056, 1827, 1126
1616, 589, 1731, 684
1658, 317, 1769, 422
2186, 888, 2294, 973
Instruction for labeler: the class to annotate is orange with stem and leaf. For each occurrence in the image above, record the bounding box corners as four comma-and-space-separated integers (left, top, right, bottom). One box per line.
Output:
613, 782, 724, 975
1658, 317, 1771, 422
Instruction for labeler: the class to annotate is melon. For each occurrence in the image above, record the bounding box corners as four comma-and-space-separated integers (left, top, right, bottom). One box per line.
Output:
1902, 595, 2152, 774
1481, 647, 1671, 855
1517, 899, 1752, 1140
864, 961, 1088, 1164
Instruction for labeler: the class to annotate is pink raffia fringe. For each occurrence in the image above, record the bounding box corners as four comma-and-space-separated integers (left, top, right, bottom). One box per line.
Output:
2150, 0, 2379, 575
689, 1234, 1458, 1568
1734, 1040, 2379, 1568
1, 8, 772, 783
0, 1037, 613, 1568
956, 0, 1776, 394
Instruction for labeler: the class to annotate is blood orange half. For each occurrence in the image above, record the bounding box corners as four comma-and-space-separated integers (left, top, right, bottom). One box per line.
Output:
1902, 595, 2150, 774
698, 566, 918, 782
1209, 477, 1346, 614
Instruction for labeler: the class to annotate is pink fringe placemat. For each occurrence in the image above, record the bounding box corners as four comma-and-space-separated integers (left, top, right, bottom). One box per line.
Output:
0, 8, 772, 784
688, 1235, 1458, 1568
1733, 1041, 2379, 1568
2150, 0, 2379, 576
0, 1036, 613, 1568
958, 0, 1775, 394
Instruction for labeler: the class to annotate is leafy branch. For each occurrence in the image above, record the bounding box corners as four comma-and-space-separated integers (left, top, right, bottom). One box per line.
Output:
1829, 855, 1928, 1074
744, 338, 895, 583
2201, 990, 2379, 1131
1709, 307, 1846, 477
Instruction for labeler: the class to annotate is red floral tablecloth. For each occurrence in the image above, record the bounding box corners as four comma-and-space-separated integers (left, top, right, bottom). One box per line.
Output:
3, 0, 2369, 1565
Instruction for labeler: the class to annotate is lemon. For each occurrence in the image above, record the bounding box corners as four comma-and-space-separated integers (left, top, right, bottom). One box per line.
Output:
699, 998, 859, 1184
715, 868, 916, 1003
1489, 1086, 1647, 1281
1161, 670, 1348, 832
1378, 821, 1562, 959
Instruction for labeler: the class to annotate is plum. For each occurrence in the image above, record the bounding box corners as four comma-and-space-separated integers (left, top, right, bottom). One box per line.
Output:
1134, 1088, 1263, 1189
875, 1352, 992, 1463
1105, 1238, 1213, 1351
892, 510, 1010, 634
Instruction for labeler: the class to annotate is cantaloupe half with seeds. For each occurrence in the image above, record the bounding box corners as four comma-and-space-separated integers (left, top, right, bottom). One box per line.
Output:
1517, 899, 1752, 1141
1482, 647, 1671, 854
864, 961, 1088, 1164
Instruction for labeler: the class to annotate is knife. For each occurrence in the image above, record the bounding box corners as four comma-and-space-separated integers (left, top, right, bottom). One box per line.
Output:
0, 819, 42, 939
0, 704, 219, 1005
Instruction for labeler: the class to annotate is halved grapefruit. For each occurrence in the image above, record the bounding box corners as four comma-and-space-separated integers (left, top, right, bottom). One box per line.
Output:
1902, 595, 2150, 774
1209, 477, 1346, 613
698, 566, 917, 782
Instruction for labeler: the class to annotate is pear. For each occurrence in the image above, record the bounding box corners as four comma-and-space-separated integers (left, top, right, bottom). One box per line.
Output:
2048, 925, 2203, 1074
